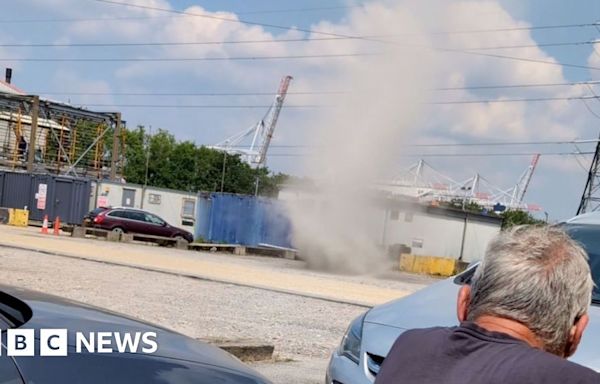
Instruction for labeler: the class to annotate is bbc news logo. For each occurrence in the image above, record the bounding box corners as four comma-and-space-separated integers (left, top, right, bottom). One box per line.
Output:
2, 329, 158, 356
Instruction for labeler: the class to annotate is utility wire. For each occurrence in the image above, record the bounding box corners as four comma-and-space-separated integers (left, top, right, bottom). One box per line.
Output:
92, 0, 366, 41
437, 80, 600, 91
0, 5, 359, 24
30, 80, 600, 97
74, 104, 323, 109
2, 53, 600, 73
89, 0, 600, 73
3, 0, 589, 80
0, 38, 596, 50
91, 2, 600, 36
265, 152, 595, 157
0, 53, 376, 62
61, 96, 600, 107
35, 91, 345, 96
236, 5, 360, 15
429, 95, 600, 104
245, 139, 600, 148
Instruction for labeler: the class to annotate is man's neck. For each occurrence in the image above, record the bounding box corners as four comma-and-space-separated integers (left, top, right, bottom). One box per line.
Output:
474, 315, 545, 350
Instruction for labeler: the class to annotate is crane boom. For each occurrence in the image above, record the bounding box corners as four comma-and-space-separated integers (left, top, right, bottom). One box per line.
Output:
256, 75, 292, 167
515, 153, 540, 204
210, 75, 293, 168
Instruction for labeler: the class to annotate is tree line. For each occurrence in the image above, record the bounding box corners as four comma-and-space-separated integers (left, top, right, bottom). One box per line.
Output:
122, 126, 288, 197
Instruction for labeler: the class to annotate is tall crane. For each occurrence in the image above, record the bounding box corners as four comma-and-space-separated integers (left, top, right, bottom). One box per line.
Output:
210, 75, 293, 168
511, 153, 540, 206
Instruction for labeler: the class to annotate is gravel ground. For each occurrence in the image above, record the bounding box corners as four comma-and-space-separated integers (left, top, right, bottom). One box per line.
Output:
0, 245, 435, 383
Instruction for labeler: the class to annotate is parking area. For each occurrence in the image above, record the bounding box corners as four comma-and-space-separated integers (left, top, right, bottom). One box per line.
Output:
0, 227, 437, 383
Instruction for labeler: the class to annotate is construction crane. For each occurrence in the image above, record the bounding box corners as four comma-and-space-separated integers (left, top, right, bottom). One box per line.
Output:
511, 154, 540, 206
210, 75, 293, 168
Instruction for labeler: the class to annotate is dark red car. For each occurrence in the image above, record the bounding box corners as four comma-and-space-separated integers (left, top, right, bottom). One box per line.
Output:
92, 207, 194, 243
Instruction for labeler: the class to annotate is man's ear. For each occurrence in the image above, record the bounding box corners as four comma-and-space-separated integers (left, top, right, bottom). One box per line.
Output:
457, 285, 471, 322
565, 313, 589, 358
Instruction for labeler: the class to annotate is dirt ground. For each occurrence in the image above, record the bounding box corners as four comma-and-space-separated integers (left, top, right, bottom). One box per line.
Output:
0, 231, 436, 383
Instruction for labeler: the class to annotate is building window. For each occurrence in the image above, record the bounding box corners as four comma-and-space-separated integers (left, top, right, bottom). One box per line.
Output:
182, 198, 196, 218
405, 212, 414, 222
390, 210, 400, 221
148, 193, 161, 205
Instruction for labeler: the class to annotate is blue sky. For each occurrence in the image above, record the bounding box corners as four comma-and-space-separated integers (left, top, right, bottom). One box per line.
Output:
3, 0, 600, 220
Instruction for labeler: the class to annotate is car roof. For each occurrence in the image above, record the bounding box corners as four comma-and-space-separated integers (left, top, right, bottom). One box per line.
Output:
565, 212, 600, 225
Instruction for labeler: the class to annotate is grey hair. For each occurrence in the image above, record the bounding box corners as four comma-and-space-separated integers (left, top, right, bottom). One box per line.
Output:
467, 225, 594, 355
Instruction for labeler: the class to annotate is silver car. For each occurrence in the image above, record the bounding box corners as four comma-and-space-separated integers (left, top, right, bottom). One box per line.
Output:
326, 213, 600, 383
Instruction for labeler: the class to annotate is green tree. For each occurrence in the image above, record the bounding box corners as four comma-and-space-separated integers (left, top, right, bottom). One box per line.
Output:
500, 209, 545, 229
121, 126, 289, 196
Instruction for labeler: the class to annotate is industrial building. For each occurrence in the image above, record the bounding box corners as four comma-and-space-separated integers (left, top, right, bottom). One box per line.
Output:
279, 184, 503, 263
93, 181, 198, 232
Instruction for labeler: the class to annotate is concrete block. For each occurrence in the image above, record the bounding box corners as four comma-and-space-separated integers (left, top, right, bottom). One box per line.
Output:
121, 233, 134, 243
202, 338, 274, 362
107, 231, 121, 242
71, 226, 86, 238
176, 239, 188, 250
399, 253, 463, 277
8, 209, 28, 227
234, 246, 246, 256
283, 250, 296, 260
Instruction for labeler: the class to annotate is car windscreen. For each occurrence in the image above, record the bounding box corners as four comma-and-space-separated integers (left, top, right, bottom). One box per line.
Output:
562, 224, 600, 303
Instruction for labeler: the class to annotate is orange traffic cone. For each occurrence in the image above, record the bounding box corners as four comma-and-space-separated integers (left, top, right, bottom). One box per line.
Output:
41, 215, 49, 234
53, 216, 60, 236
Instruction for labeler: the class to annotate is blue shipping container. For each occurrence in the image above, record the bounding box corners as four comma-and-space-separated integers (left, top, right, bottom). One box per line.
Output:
195, 193, 292, 248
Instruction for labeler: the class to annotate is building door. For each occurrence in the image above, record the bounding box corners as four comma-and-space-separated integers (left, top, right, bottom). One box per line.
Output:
54, 180, 73, 222
122, 188, 136, 207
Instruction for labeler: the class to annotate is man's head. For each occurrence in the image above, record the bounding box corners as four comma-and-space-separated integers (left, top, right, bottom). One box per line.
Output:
457, 225, 594, 357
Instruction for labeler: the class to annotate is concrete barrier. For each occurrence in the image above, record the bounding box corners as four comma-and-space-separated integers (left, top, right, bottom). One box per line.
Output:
399, 253, 468, 277
202, 338, 274, 362
7, 209, 28, 227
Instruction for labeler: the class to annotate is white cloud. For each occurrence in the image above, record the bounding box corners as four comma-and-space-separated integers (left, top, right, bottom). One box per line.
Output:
7, 0, 600, 219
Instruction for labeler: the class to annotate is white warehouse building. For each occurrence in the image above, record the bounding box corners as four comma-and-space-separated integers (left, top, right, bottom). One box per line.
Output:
381, 202, 502, 263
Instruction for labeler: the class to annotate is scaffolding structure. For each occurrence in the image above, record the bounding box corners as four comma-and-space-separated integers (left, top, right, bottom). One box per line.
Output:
0, 93, 124, 179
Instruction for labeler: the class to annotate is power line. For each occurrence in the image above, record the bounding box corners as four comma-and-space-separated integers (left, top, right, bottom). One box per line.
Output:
57, 96, 600, 107
20, 1, 591, 74
430, 95, 600, 104
266, 151, 595, 157
436, 80, 600, 91
0, 37, 355, 48
0, 38, 596, 50
236, 5, 360, 15
35, 91, 345, 96
0, 15, 183, 24
29, 80, 600, 97
73, 104, 323, 109
246, 139, 600, 148
0, 6, 359, 24
91, 2, 600, 36
92, 0, 363, 41
0, 53, 376, 62
3, 52, 600, 73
